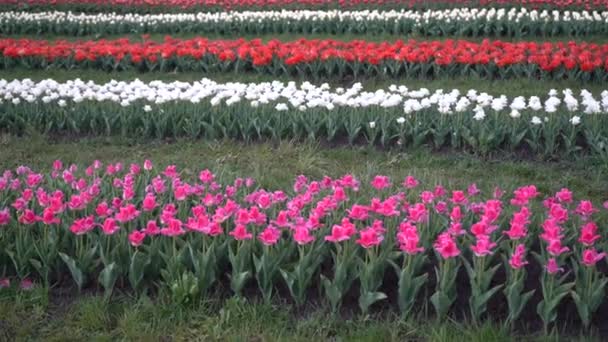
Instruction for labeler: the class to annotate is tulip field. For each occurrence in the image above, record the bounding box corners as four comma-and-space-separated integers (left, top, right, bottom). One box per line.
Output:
1, 0, 608, 340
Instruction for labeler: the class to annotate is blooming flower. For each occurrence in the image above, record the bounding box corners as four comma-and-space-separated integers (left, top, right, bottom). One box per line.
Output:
546, 258, 564, 274
129, 230, 146, 247
258, 225, 281, 246
509, 244, 529, 270
434, 232, 460, 259
229, 224, 252, 241
582, 248, 606, 266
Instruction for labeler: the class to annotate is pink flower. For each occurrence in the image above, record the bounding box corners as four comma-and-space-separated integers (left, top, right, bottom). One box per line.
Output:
547, 239, 570, 257
356, 227, 384, 248
160, 218, 184, 237
101, 218, 120, 235
548, 204, 568, 223
347, 204, 369, 221
408, 203, 428, 223
434, 201, 447, 214
129, 230, 146, 247
450, 205, 463, 222
142, 193, 157, 212
18, 209, 39, 225
603, 201, 608, 210
579, 222, 601, 246
293, 225, 314, 245
115, 204, 140, 223
510, 185, 540, 206
403, 176, 419, 189
546, 258, 564, 274
258, 226, 281, 246
143, 159, 153, 171
434, 232, 460, 259
582, 248, 606, 267
0, 208, 11, 225
555, 188, 573, 203
434, 185, 446, 197
451, 191, 467, 205
575, 200, 596, 218
229, 224, 252, 241
470, 235, 496, 257
19, 278, 34, 291
448, 222, 465, 236
509, 244, 529, 270
467, 183, 480, 196
143, 220, 161, 236
371, 175, 391, 190
95, 201, 112, 217
70, 216, 95, 235
325, 223, 353, 243
199, 169, 215, 184
397, 222, 424, 255
0, 278, 9, 289
420, 191, 435, 204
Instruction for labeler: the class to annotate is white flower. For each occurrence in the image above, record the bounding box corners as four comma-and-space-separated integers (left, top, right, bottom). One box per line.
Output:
396, 117, 406, 124
509, 109, 521, 118
143, 105, 152, 112
275, 103, 288, 111
569, 115, 581, 126
369, 121, 376, 129
531, 116, 542, 125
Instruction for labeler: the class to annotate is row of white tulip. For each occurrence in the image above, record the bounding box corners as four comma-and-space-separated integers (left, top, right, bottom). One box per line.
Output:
1, 8, 607, 28
1, 78, 607, 119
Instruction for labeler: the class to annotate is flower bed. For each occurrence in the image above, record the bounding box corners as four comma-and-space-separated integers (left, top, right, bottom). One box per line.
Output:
2, 37, 608, 82
1, 78, 607, 158
1, 161, 607, 329
1, 0, 607, 12
1, 9, 607, 37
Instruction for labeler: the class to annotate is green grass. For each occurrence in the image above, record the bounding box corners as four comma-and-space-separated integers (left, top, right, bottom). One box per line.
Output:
0, 290, 600, 341
1, 134, 606, 202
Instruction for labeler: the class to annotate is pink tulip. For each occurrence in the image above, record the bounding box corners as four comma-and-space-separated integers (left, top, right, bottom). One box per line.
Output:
0, 278, 9, 289
101, 218, 120, 235
356, 227, 384, 249
403, 176, 419, 189
19, 278, 34, 291
129, 230, 146, 247
0, 208, 11, 225
229, 224, 253, 241
555, 188, 573, 203
293, 225, 314, 245
143, 220, 161, 236
509, 244, 529, 269
582, 248, 606, 266
397, 222, 424, 255
371, 175, 391, 190
546, 258, 564, 274
575, 200, 597, 218
451, 191, 467, 204
160, 218, 184, 237
258, 226, 281, 246
547, 239, 570, 257
579, 222, 601, 246
470, 235, 496, 257
434, 232, 460, 259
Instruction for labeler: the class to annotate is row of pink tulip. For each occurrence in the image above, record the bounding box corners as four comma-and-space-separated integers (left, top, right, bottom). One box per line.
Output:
0, 161, 607, 328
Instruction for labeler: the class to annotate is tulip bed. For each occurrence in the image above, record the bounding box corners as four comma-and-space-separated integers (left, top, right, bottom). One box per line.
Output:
1, 9, 607, 38
1, 161, 607, 331
2, 0, 608, 12
1, 37, 608, 82
1, 79, 607, 159
2, 0, 608, 337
